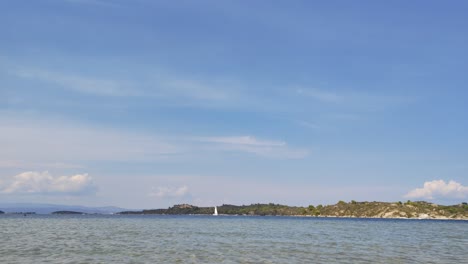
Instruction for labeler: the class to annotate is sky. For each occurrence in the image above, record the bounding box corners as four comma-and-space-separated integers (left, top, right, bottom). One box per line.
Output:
1, 0, 467, 209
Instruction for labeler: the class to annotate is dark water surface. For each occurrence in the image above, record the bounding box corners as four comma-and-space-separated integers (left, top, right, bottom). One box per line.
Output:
1, 215, 467, 263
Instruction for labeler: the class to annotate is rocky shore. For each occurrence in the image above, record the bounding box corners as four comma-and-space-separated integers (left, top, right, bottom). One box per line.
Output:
317, 201, 467, 220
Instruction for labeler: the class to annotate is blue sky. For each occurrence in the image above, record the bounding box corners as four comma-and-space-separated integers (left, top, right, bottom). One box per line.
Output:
1, 0, 467, 208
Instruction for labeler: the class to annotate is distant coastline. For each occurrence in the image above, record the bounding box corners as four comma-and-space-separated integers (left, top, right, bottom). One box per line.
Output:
52, 211, 84, 215
119, 201, 468, 220
1, 201, 466, 220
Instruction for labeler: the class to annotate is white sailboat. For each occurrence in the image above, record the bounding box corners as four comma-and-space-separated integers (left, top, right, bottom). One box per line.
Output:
213, 206, 218, 216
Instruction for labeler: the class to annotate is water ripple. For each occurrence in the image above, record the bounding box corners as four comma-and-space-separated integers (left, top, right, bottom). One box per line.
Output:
0, 215, 466, 263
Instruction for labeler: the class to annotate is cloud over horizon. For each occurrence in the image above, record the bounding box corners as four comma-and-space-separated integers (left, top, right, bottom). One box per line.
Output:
148, 185, 190, 199
404, 180, 468, 200
1, 171, 97, 195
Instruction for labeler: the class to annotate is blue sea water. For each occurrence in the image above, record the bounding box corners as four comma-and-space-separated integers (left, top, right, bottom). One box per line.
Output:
0, 215, 467, 263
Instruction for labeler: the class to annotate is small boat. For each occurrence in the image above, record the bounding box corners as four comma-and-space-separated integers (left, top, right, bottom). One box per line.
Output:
213, 206, 218, 216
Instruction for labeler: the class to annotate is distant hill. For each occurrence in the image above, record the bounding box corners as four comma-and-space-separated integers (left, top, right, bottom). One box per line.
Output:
0, 203, 128, 214
120, 201, 468, 220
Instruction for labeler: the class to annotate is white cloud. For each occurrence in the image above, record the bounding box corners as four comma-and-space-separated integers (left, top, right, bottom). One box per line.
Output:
196, 136, 308, 159
149, 186, 190, 199
1, 171, 96, 195
405, 180, 468, 200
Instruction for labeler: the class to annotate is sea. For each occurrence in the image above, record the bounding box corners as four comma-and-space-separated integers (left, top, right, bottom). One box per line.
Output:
1, 215, 467, 263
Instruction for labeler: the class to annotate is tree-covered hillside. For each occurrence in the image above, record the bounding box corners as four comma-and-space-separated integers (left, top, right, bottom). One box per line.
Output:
119, 201, 468, 219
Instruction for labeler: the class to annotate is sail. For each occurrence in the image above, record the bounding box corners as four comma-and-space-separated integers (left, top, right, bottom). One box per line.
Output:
213, 206, 218, 216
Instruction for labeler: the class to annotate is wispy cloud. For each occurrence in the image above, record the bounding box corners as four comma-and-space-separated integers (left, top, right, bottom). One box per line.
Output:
296, 88, 343, 103
199, 136, 286, 147
296, 87, 412, 109
0, 114, 179, 165
12, 68, 138, 97
9, 66, 241, 105
195, 136, 308, 159
404, 180, 468, 200
161, 79, 235, 101
64, 0, 121, 8
296, 120, 322, 130
0, 160, 84, 169
0, 114, 304, 170
7, 64, 410, 116
148, 185, 190, 199
326, 113, 361, 121
1, 171, 96, 195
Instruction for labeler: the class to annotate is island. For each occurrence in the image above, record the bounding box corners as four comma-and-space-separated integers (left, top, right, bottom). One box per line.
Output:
8, 212, 36, 215
0, 210, 4, 214
52, 211, 85, 215
119, 201, 468, 220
